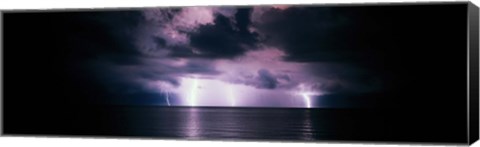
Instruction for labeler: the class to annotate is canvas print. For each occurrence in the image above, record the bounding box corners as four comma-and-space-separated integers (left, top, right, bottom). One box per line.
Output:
2, 2, 479, 145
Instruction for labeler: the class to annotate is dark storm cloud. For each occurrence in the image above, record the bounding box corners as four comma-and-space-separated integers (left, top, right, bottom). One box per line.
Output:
55, 11, 175, 98
187, 10, 258, 58
227, 68, 284, 89
61, 11, 146, 66
256, 69, 279, 89
182, 60, 222, 75
244, 6, 393, 94
251, 7, 390, 64
153, 37, 167, 48
251, 7, 347, 62
234, 8, 255, 37
307, 63, 383, 93
136, 7, 257, 59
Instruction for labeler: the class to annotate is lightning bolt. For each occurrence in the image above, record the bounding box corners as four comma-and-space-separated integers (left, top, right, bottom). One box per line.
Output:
189, 78, 199, 106
228, 85, 235, 106
301, 92, 311, 108
166, 91, 171, 106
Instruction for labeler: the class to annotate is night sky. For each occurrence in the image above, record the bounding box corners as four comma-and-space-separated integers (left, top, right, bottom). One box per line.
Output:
4, 4, 468, 108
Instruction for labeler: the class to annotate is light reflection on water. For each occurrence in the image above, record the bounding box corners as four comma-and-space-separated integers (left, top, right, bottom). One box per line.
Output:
302, 109, 314, 140
176, 107, 316, 140
185, 108, 201, 139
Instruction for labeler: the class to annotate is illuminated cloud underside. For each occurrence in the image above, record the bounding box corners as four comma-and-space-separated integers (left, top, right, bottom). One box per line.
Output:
155, 77, 324, 108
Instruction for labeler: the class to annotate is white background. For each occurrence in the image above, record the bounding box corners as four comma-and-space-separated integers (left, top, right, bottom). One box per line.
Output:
0, 0, 479, 147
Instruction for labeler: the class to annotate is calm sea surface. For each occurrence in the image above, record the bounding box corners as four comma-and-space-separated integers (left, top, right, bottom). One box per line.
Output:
6, 105, 467, 143
70, 106, 391, 141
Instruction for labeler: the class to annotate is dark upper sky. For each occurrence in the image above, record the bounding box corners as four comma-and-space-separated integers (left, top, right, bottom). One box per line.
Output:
4, 4, 468, 108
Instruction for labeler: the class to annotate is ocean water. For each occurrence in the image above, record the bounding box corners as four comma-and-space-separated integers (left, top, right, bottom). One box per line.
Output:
68, 106, 391, 142
5, 105, 468, 143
